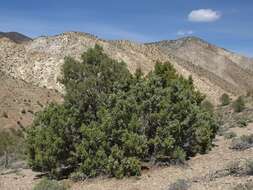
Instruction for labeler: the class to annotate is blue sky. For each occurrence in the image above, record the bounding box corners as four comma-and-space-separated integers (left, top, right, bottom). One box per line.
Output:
0, 0, 252, 57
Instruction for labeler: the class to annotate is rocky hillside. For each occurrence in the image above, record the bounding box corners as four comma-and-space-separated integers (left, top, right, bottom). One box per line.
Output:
1, 32, 253, 104
147, 37, 253, 95
0, 32, 32, 43
0, 71, 62, 129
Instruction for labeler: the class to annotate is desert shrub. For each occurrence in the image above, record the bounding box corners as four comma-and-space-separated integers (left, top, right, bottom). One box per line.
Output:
69, 171, 87, 182
233, 182, 253, 190
225, 159, 253, 178
171, 147, 186, 164
220, 93, 230, 106
223, 131, 237, 139
225, 161, 243, 176
232, 96, 245, 112
230, 134, 253, 151
0, 129, 25, 168
26, 45, 218, 179
26, 104, 77, 178
168, 179, 190, 190
33, 178, 67, 190
246, 159, 253, 175
236, 117, 250, 128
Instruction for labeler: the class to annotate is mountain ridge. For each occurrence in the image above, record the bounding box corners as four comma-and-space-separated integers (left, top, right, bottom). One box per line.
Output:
1, 31, 253, 104
0, 31, 32, 43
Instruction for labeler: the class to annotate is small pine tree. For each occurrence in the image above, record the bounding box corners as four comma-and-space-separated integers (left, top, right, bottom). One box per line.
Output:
220, 93, 230, 106
232, 96, 245, 112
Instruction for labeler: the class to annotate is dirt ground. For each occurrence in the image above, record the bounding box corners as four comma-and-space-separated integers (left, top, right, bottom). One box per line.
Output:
0, 123, 252, 190
0, 72, 62, 130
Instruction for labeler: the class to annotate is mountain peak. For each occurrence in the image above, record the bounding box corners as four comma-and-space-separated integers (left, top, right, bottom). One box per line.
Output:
145, 36, 206, 47
176, 36, 205, 42
0, 31, 32, 43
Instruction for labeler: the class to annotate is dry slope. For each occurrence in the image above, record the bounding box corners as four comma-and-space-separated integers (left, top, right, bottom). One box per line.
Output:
0, 32, 32, 43
1, 32, 253, 104
147, 37, 253, 95
0, 71, 62, 129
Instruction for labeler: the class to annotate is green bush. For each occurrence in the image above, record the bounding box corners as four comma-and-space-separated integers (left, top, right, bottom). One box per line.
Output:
33, 179, 67, 190
232, 96, 245, 112
69, 171, 87, 182
246, 159, 253, 175
26, 45, 218, 179
26, 104, 77, 177
230, 134, 253, 151
0, 129, 24, 168
220, 93, 230, 106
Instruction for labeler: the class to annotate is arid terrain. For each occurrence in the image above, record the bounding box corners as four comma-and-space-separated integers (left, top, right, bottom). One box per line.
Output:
1, 32, 253, 105
0, 31, 253, 190
0, 71, 62, 130
1, 113, 253, 190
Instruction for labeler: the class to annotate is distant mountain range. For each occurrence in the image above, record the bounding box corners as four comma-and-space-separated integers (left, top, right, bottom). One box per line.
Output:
1, 31, 253, 105
0, 32, 32, 43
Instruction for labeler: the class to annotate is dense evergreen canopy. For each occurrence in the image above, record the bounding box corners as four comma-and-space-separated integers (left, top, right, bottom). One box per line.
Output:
26, 45, 218, 179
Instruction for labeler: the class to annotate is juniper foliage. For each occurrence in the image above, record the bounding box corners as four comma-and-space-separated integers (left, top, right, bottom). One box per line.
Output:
26, 45, 218, 179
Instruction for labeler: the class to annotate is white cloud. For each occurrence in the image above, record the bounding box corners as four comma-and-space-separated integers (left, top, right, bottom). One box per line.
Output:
188, 9, 221, 22
177, 30, 194, 36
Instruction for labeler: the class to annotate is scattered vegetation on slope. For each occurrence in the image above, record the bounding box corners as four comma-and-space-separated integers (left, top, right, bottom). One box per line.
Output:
225, 159, 253, 177
0, 129, 25, 169
233, 182, 253, 190
168, 179, 190, 190
33, 178, 67, 190
220, 93, 230, 106
216, 95, 253, 135
232, 96, 245, 113
25, 45, 218, 179
230, 134, 253, 151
